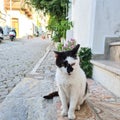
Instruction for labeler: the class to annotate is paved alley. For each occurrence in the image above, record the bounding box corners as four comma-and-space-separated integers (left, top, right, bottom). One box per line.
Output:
0, 44, 120, 120
0, 38, 51, 102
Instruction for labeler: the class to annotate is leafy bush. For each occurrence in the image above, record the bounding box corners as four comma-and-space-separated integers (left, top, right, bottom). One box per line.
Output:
78, 47, 93, 78
57, 42, 64, 51
29, 0, 72, 42
47, 17, 73, 42
29, 0, 70, 18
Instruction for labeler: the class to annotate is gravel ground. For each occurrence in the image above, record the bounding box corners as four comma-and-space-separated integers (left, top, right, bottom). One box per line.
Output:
0, 38, 51, 103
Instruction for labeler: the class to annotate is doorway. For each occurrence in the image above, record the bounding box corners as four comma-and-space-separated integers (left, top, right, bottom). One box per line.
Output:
12, 18, 19, 37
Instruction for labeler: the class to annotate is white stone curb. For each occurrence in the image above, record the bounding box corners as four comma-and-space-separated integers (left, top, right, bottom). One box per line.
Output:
30, 42, 53, 74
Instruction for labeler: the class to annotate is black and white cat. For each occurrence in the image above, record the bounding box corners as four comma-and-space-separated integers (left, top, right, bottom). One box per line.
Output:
44, 44, 88, 119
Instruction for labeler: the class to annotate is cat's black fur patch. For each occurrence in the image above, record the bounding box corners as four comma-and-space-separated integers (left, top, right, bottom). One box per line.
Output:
43, 91, 59, 99
85, 82, 88, 95
54, 44, 80, 75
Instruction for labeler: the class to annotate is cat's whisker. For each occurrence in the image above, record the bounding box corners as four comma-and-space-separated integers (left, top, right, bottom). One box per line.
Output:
70, 63, 75, 66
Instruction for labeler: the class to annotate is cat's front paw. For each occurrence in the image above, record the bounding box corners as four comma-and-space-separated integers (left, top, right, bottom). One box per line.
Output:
68, 112, 75, 120
61, 110, 68, 117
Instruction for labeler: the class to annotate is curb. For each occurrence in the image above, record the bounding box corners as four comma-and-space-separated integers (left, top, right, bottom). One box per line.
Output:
30, 42, 53, 74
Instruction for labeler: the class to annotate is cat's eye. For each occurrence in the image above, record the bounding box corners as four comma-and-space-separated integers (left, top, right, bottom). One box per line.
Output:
71, 63, 75, 66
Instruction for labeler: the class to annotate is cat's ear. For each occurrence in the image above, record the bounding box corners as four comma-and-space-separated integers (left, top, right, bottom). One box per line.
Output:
71, 44, 80, 54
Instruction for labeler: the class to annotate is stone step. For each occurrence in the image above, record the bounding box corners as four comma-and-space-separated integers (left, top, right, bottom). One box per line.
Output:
87, 79, 120, 120
91, 60, 120, 97
0, 77, 57, 120
110, 42, 120, 62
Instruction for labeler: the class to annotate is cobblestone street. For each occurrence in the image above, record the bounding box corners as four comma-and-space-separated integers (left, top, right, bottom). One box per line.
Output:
0, 44, 120, 120
0, 38, 51, 103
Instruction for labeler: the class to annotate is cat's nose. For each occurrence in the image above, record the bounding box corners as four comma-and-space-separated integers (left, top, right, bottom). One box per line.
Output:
67, 65, 73, 75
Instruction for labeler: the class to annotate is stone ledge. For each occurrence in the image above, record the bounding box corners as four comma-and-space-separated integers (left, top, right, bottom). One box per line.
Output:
0, 77, 57, 120
91, 60, 120, 75
110, 41, 120, 46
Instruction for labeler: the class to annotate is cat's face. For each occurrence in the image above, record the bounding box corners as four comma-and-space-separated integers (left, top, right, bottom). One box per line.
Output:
54, 44, 80, 75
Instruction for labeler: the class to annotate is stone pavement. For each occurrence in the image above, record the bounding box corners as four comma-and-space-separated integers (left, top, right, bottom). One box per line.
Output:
56, 78, 120, 120
0, 43, 120, 120
0, 38, 51, 103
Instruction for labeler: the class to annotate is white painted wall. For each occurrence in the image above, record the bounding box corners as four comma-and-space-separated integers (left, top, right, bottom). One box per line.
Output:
0, 0, 4, 11
0, 0, 7, 26
72, 0, 120, 54
72, 0, 96, 48
19, 14, 33, 37
7, 10, 33, 37
92, 64, 120, 97
93, 0, 120, 54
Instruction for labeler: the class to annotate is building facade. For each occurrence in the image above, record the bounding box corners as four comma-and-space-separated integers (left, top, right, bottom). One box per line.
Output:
3, 0, 34, 37
70, 0, 120, 55
0, 0, 42, 38
0, 0, 8, 27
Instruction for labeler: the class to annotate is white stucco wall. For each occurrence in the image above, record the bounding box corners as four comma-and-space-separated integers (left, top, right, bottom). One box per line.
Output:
93, 0, 120, 54
7, 10, 33, 37
0, 0, 4, 11
0, 0, 7, 26
72, 0, 120, 54
19, 14, 33, 37
72, 0, 96, 48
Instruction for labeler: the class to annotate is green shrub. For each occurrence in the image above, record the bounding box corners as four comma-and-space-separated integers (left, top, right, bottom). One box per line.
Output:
57, 42, 64, 51
78, 47, 93, 78
47, 18, 73, 42
29, 0, 72, 43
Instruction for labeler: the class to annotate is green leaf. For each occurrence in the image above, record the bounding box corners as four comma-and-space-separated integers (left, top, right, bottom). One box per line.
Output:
79, 47, 93, 78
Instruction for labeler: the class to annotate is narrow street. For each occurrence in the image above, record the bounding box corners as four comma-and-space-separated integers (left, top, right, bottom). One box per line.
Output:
0, 38, 51, 103
0, 43, 119, 120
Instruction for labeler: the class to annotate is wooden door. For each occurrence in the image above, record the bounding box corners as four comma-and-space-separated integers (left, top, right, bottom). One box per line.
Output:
12, 18, 19, 37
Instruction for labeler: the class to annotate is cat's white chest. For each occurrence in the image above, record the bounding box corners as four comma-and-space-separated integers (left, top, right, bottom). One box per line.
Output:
55, 68, 73, 85
55, 66, 86, 96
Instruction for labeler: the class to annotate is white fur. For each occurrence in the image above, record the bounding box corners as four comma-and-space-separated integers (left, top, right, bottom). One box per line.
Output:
55, 57, 87, 119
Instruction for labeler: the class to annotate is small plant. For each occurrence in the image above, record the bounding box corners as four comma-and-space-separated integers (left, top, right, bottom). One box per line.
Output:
63, 38, 76, 51
57, 42, 64, 51
78, 47, 93, 78
57, 38, 76, 51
